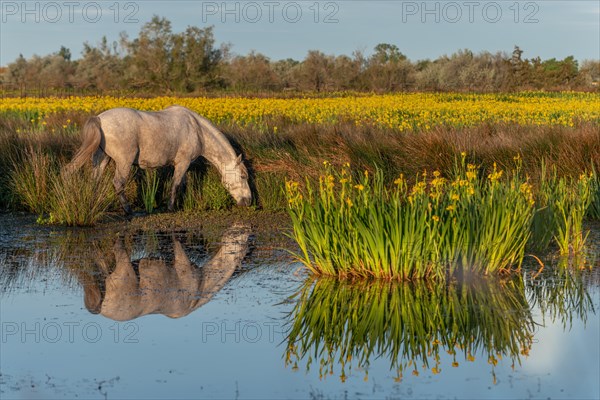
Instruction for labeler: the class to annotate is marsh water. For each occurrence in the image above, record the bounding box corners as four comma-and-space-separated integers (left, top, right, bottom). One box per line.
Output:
0, 214, 599, 399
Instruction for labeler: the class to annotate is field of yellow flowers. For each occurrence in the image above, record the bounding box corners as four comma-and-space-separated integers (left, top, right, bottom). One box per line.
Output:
1, 92, 598, 130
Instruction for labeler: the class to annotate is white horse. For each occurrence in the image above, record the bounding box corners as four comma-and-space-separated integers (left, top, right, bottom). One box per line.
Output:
67, 105, 252, 213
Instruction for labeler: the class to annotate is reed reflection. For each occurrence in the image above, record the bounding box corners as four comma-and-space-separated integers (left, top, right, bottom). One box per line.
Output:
284, 270, 594, 382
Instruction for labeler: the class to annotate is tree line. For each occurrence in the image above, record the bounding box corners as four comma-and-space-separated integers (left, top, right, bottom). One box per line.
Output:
2, 16, 598, 94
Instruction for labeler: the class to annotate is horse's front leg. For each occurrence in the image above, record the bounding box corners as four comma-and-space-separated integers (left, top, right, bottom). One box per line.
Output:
113, 162, 133, 215
169, 161, 191, 211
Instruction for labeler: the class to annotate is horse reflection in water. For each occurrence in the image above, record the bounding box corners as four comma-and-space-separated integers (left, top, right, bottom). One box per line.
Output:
79, 224, 250, 321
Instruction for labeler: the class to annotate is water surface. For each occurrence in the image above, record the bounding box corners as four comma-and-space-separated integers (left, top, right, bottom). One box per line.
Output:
1, 215, 598, 399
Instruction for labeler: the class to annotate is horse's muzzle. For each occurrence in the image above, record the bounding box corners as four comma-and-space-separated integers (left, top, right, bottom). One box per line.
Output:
237, 197, 252, 207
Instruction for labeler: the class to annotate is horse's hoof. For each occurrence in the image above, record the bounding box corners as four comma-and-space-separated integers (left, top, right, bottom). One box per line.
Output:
121, 207, 134, 220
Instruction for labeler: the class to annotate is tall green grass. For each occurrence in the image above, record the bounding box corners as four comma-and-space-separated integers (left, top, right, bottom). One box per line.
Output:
286, 158, 594, 280
253, 172, 287, 210
183, 169, 234, 211
2, 111, 599, 226
141, 168, 160, 213
9, 150, 240, 222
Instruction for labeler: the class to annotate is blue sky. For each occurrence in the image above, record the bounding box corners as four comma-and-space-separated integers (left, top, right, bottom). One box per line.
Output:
0, 1, 599, 66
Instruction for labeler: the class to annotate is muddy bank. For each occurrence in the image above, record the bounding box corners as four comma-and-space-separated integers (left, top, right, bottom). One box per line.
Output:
16, 208, 296, 247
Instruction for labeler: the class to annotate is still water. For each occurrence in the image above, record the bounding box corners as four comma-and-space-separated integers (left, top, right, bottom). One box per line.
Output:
1, 215, 599, 399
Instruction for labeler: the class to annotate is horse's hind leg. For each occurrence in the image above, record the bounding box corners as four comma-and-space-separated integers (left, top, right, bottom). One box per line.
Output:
113, 162, 132, 215
92, 149, 109, 181
169, 160, 191, 211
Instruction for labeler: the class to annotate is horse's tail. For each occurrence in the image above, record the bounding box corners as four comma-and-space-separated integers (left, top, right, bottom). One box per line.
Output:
65, 116, 102, 174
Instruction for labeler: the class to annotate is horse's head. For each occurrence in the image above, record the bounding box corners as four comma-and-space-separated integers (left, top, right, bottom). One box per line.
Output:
222, 155, 252, 206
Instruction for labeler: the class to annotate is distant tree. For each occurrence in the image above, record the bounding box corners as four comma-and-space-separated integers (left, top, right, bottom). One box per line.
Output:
511, 45, 523, 65
7, 54, 28, 89
1, 17, 596, 94
457, 51, 505, 91
272, 58, 300, 89
6, 47, 76, 90
171, 25, 225, 91
363, 43, 414, 91
578, 60, 600, 87
125, 16, 174, 91
415, 59, 444, 91
298, 51, 335, 91
542, 56, 578, 87
509, 45, 528, 88
123, 17, 224, 92
39, 53, 75, 88
58, 46, 72, 62
75, 37, 124, 90
415, 59, 432, 72
225, 51, 280, 91
528, 57, 544, 89
331, 55, 362, 90
415, 50, 512, 92
372, 43, 406, 63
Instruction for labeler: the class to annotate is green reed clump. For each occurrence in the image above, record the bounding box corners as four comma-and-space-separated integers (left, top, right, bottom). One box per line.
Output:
587, 170, 600, 220
141, 168, 160, 213
286, 158, 535, 280
9, 146, 57, 214
551, 174, 592, 255
286, 276, 534, 382
531, 167, 593, 255
45, 165, 116, 226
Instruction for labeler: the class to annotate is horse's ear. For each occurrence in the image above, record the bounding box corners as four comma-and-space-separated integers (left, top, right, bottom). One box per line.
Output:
236, 154, 242, 164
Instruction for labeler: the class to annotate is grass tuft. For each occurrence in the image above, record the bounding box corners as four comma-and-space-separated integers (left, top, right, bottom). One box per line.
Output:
9, 146, 56, 214
44, 165, 116, 226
